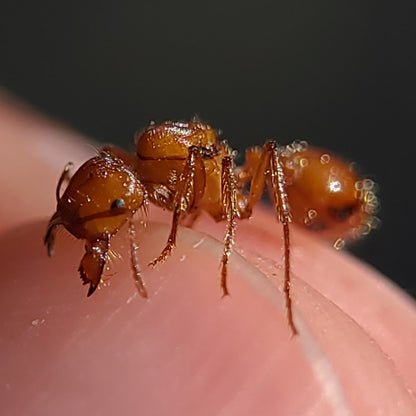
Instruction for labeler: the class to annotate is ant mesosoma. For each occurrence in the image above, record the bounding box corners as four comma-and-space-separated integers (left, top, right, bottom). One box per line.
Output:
45, 120, 377, 335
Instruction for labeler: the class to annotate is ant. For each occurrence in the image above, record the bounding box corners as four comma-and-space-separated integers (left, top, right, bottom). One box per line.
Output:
45, 120, 378, 335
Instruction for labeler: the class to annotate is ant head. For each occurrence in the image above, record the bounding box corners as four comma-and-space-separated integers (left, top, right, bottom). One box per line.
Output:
57, 153, 146, 240
283, 146, 378, 243
135, 120, 218, 159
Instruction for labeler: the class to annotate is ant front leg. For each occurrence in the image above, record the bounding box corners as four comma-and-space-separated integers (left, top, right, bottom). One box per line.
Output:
128, 218, 148, 298
239, 142, 297, 335
79, 235, 110, 296
149, 146, 206, 267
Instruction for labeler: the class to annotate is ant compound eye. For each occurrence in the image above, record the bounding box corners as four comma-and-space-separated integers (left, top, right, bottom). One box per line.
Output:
111, 199, 125, 209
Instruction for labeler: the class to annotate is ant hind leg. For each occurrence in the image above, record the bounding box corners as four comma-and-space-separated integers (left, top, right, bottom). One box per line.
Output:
268, 142, 297, 335
238, 142, 297, 335
220, 156, 238, 296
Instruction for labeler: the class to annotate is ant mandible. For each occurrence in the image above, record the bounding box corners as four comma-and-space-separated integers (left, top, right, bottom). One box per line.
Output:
45, 120, 377, 335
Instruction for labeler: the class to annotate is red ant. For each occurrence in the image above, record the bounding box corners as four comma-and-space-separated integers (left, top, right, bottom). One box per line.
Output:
45, 120, 377, 335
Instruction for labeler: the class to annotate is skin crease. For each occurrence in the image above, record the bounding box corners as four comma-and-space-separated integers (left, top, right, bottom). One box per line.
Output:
1, 94, 416, 415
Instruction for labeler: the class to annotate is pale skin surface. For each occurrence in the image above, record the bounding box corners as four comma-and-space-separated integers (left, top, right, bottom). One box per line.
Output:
1, 93, 416, 415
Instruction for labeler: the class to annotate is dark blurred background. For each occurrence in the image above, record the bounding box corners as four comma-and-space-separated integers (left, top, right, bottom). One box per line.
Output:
1, 1, 415, 296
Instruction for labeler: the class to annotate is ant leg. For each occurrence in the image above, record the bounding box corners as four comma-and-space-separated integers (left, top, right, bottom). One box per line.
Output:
78, 235, 110, 297
149, 146, 206, 267
235, 147, 262, 192
220, 156, 238, 296
267, 142, 297, 336
128, 218, 148, 298
239, 142, 297, 335
236, 147, 269, 219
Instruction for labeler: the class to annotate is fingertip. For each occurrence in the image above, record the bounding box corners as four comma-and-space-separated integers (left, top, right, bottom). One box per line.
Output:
0, 220, 340, 415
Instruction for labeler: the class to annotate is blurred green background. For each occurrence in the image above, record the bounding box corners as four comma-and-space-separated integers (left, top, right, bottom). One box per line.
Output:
1, 1, 414, 296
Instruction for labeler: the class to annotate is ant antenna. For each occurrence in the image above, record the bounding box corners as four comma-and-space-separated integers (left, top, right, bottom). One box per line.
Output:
56, 162, 73, 202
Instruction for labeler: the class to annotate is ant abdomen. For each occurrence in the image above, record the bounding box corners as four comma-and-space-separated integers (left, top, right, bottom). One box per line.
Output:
281, 145, 378, 244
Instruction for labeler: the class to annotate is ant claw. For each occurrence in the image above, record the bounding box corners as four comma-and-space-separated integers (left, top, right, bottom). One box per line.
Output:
135, 281, 148, 298
221, 289, 230, 298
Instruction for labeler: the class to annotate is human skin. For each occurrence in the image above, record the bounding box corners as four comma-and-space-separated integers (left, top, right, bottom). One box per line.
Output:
1, 94, 416, 415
